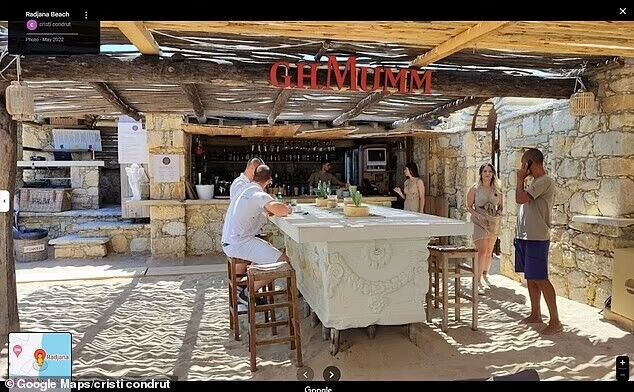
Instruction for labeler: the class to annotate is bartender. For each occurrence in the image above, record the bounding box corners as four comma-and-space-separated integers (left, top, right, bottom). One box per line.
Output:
308, 160, 348, 189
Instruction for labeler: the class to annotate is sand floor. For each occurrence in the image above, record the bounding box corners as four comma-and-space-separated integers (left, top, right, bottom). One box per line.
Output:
1, 273, 632, 381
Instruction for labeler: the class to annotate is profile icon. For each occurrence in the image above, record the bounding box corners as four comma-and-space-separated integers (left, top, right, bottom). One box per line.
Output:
26, 20, 38, 31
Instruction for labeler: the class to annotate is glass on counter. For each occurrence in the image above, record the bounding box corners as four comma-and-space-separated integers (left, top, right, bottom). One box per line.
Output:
327, 194, 338, 208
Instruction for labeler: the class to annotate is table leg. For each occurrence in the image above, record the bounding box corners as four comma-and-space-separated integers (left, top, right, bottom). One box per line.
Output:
366, 325, 377, 339
329, 329, 340, 356
321, 325, 330, 341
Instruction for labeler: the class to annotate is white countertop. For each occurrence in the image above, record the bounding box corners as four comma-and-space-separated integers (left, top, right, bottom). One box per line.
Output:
270, 204, 472, 243
17, 161, 105, 168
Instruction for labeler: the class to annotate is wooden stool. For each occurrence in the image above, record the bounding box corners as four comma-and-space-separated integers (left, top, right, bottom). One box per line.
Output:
426, 245, 479, 332
227, 257, 250, 341
228, 257, 277, 341
246, 262, 302, 372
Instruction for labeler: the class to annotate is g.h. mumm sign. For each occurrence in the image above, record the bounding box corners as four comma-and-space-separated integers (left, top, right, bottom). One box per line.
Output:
270, 56, 432, 94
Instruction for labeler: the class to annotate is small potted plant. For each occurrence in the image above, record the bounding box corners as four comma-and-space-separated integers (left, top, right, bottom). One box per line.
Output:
314, 181, 329, 207
344, 190, 370, 217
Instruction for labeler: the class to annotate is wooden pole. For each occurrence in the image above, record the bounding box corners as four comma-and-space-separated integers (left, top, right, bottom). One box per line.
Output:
89, 82, 142, 121
0, 82, 21, 337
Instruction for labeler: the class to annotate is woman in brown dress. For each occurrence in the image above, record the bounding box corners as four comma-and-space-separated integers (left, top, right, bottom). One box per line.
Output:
394, 162, 425, 213
466, 163, 503, 295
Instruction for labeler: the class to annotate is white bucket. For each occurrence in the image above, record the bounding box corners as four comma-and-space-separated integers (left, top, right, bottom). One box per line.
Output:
196, 185, 214, 200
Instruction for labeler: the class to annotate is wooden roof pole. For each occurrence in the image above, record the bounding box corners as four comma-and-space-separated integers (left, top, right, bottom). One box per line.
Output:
114, 22, 161, 55
90, 82, 142, 121
332, 91, 390, 126
181, 84, 207, 124
267, 89, 293, 125
411, 22, 509, 67
391, 96, 491, 129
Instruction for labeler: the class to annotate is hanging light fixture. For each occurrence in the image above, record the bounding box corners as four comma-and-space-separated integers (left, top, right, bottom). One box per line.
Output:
5, 56, 35, 121
569, 65, 595, 116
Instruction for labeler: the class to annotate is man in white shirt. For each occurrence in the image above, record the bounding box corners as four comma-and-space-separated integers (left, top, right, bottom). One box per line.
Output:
230, 158, 264, 200
222, 165, 291, 305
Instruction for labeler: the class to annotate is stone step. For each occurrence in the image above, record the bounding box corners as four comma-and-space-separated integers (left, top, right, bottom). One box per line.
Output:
71, 221, 151, 254
49, 235, 110, 259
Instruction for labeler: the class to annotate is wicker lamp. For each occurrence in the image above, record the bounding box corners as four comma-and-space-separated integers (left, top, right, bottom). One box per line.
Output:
569, 77, 595, 116
5, 81, 34, 121
4, 56, 35, 121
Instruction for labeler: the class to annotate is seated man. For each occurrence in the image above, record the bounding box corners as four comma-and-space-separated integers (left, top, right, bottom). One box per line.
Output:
221, 165, 292, 305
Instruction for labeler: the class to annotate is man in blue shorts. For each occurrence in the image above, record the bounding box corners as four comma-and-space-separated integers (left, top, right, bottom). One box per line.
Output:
515, 148, 563, 335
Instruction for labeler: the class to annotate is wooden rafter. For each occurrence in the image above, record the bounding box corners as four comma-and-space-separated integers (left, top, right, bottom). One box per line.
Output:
183, 123, 300, 138
267, 89, 292, 125
9, 56, 581, 99
411, 22, 509, 67
332, 91, 389, 126
114, 22, 160, 55
89, 82, 142, 121
181, 83, 207, 124
391, 96, 491, 129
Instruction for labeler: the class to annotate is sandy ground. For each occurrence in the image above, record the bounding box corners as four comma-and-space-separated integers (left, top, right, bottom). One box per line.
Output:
1, 273, 632, 381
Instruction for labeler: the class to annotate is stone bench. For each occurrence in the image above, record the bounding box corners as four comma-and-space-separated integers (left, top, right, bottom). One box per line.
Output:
49, 235, 110, 258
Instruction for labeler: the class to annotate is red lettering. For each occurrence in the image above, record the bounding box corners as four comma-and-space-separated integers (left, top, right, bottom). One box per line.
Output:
360, 68, 383, 92
326, 56, 357, 91
270, 61, 292, 88
296, 63, 319, 90
409, 69, 432, 94
383, 68, 408, 93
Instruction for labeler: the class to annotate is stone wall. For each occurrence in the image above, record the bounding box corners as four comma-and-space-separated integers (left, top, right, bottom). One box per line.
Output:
150, 204, 186, 258
184, 202, 285, 256
185, 203, 226, 256
146, 114, 186, 200
18, 209, 122, 239
411, 60, 634, 308
70, 167, 100, 209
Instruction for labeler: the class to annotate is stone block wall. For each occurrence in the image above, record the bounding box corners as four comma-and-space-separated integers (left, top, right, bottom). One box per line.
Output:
146, 113, 186, 200
411, 60, 633, 308
70, 167, 100, 209
185, 203, 226, 256
150, 204, 186, 258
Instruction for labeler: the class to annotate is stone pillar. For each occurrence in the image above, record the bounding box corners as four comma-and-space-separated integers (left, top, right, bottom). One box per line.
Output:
150, 203, 186, 258
146, 113, 186, 201
70, 166, 100, 209
592, 59, 634, 217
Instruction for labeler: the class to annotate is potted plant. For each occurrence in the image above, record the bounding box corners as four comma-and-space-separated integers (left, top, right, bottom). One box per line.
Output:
344, 190, 370, 217
314, 180, 329, 207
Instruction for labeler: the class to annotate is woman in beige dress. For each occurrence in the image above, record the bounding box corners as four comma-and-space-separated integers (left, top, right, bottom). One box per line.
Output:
466, 163, 503, 295
394, 162, 425, 213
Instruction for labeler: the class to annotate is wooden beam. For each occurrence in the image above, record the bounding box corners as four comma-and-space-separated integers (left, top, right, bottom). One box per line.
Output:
181, 84, 207, 124
114, 22, 160, 55
99, 21, 634, 57
392, 96, 491, 129
267, 89, 292, 125
8, 56, 582, 99
332, 91, 389, 126
0, 82, 20, 336
89, 82, 142, 121
183, 123, 300, 138
295, 126, 357, 139
411, 22, 508, 67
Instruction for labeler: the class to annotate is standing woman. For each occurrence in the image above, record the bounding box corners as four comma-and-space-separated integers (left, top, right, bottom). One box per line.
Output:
394, 162, 425, 213
466, 163, 503, 294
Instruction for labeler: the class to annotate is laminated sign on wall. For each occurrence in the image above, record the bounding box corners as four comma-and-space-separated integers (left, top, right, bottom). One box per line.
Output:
118, 118, 149, 164
151, 154, 181, 183
52, 129, 102, 151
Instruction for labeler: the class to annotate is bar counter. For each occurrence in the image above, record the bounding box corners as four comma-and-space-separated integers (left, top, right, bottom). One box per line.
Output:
268, 204, 472, 354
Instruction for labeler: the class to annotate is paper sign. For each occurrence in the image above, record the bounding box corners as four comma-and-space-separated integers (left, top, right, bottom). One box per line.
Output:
52, 129, 102, 151
118, 120, 149, 164
151, 154, 181, 183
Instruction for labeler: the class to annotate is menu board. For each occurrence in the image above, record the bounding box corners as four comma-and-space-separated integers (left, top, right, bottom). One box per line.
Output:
118, 119, 149, 164
52, 129, 102, 151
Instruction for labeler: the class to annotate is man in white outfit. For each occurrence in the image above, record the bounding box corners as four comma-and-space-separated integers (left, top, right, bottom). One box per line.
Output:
230, 157, 264, 200
222, 165, 291, 305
